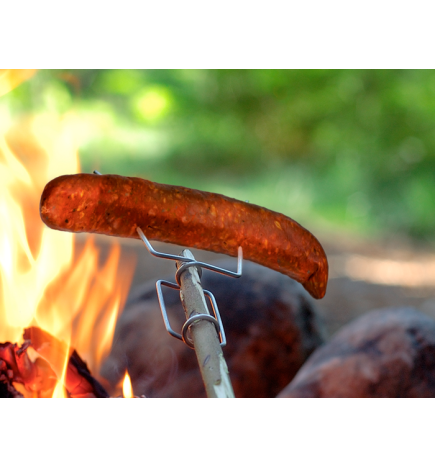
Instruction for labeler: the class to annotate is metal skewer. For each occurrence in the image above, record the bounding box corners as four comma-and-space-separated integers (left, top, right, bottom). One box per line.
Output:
176, 249, 234, 397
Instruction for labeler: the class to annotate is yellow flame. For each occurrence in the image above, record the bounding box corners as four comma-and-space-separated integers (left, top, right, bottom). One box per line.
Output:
52, 382, 68, 398
122, 371, 133, 398
0, 113, 78, 344
0, 103, 134, 396
51, 342, 70, 398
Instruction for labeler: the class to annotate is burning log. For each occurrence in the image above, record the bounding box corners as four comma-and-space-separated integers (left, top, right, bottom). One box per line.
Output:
23, 327, 109, 398
0, 356, 24, 398
0, 327, 109, 398
0, 340, 56, 397
0, 376, 23, 398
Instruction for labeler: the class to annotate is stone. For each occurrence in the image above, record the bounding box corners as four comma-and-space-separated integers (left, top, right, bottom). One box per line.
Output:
277, 307, 435, 398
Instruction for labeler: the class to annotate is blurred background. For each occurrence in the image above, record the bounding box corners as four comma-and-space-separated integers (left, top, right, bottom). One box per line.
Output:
3, 69, 435, 242
2, 69, 435, 337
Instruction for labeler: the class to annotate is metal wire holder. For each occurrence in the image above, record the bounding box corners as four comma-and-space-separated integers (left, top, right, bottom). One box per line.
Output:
156, 279, 225, 348
137, 227, 243, 349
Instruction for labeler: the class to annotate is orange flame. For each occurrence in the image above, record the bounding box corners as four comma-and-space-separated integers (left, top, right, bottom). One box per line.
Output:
0, 85, 134, 396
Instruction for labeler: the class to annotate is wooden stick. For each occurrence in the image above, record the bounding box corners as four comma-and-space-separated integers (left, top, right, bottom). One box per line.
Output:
176, 250, 235, 398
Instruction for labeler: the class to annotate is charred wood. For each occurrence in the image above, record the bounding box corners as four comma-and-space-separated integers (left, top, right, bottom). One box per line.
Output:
24, 327, 109, 398
0, 327, 109, 398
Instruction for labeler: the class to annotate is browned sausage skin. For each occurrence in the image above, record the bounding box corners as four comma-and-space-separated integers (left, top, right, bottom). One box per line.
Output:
40, 174, 328, 299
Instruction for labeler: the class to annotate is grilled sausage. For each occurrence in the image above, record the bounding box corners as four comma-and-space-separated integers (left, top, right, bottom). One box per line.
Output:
40, 174, 328, 299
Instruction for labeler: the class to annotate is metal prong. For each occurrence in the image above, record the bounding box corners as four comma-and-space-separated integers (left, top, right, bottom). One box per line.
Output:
175, 247, 242, 284
137, 227, 195, 263
197, 245, 242, 278
93, 170, 102, 175
203, 289, 226, 346
137, 227, 243, 279
155, 279, 183, 341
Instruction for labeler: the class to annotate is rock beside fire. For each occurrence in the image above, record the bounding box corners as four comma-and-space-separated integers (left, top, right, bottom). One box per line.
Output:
277, 307, 435, 398
101, 260, 326, 398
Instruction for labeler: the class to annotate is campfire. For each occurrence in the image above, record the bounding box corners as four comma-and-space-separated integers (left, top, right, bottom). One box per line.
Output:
0, 70, 134, 397
1, 70, 330, 399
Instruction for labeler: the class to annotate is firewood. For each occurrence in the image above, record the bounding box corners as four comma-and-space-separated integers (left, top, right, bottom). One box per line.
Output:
0, 380, 23, 398
0, 341, 56, 396
24, 327, 109, 398
0, 328, 109, 398
0, 357, 23, 398
68, 350, 109, 398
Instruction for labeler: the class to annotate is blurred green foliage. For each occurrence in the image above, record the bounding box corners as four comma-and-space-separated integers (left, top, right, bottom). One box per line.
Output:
2, 69, 435, 242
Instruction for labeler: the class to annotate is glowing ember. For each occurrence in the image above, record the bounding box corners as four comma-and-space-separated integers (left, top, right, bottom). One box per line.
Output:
0, 71, 134, 397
